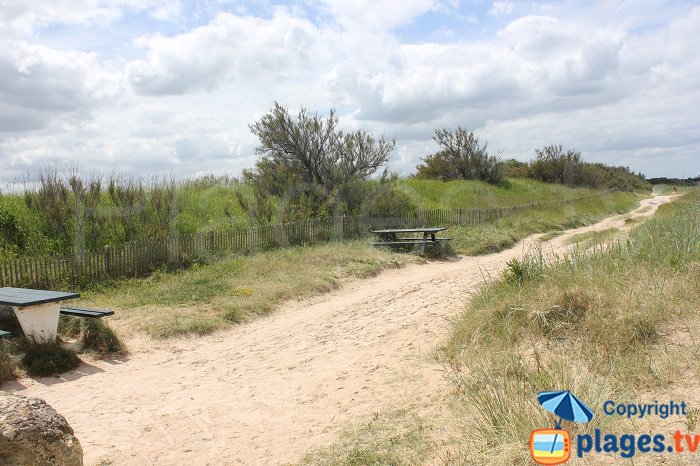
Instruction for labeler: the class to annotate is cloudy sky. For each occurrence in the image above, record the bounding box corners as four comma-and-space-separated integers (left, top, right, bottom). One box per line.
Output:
1, 0, 698, 184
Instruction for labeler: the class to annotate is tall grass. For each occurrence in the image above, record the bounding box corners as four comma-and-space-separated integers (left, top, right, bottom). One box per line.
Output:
80, 240, 421, 338
449, 191, 638, 254
441, 189, 700, 463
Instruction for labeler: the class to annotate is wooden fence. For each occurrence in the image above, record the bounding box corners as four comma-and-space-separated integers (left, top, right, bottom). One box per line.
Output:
0, 192, 610, 289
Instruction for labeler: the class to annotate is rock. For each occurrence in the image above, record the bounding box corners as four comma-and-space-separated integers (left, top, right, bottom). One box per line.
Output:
0, 393, 83, 466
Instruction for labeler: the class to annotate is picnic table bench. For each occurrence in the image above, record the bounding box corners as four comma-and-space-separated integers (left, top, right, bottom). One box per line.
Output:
371, 227, 452, 254
0, 287, 113, 344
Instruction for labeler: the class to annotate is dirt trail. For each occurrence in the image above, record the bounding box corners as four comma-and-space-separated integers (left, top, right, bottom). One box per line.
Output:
3, 195, 675, 465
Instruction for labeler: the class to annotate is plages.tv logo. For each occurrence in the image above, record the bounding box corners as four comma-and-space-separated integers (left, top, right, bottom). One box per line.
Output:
530, 390, 594, 465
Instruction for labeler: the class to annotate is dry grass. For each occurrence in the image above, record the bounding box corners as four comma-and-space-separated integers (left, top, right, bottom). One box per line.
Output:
449, 191, 638, 255
301, 409, 435, 466
565, 227, 620, 247
439, 189, 700, 463
0, 347, 18, 383
80, 240, 421, 338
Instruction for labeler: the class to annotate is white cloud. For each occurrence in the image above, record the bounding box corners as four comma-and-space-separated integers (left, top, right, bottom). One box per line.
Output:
0, 41, 120, 133
0, 0, 185, 37
318, 0, 437, 31
489, 1, 513, 17
126, 10, 323, 95
1, 1, 699, 182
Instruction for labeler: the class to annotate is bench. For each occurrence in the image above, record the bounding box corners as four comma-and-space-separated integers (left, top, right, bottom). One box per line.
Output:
60, 306, 114, 318
59, 307, 115, 351
0, 330, 10, 339
371, 227, 452, 254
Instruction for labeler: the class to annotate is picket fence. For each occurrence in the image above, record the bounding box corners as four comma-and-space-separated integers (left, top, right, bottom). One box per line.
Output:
0, 192, 610, 289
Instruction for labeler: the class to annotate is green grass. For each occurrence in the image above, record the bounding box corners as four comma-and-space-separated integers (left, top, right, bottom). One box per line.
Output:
565, 227, 620, 248
21, 343, 82, 377
80, 240, 421, 338
652, 183, 693, 195
301, 410, 434, 466
538, 230, 563, 242
59, 316, 128, 355
394, 178, 600, 210
448, 191, 639, 255
70, 189, 637, 339
439, 189, 699, 463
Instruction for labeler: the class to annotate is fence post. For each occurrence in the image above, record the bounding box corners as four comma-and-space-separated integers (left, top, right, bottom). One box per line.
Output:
208, 230, 215, 252
104, 245, 112, 276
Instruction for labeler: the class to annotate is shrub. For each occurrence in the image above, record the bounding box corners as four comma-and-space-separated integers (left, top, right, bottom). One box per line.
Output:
21, 344, 81, 377
528, 145, 582, 185
415, 128, 504, 184
245, 101, 395, 216
0, 348, 18, 383
528, 145, 651, 191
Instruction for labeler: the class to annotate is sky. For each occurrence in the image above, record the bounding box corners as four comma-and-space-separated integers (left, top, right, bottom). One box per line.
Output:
1, 0, 699, 185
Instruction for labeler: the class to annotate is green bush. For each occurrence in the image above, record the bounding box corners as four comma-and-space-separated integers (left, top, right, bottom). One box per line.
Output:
527, 144, 650, 190
415, 128, 504, 184
21, 344, 81, 377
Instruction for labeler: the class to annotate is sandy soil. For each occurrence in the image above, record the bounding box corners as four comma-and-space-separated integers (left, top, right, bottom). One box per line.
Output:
2, 195, 675, 466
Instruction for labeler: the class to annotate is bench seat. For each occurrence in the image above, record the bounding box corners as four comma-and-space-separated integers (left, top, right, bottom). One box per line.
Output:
373, 240, 436, 246
0, 330, 10, 339
378, 237, 452, 242
60, 306, 114, 318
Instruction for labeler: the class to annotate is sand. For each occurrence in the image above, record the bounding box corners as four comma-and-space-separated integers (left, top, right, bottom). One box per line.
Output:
2, 195, 675, 465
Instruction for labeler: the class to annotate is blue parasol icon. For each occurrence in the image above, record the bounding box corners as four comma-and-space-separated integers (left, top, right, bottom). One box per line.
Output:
538, 390, 594, 429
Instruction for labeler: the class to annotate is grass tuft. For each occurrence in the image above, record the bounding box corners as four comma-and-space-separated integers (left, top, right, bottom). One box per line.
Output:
21, 343, 81, 377
59, 315, 128, 354
0, 348, 18, 383
301, 410, 433, 465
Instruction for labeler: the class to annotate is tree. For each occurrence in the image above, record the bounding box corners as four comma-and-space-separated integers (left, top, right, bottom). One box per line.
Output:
528, 145, 582, 186
415, 128, 504, 184
245, 102, 395, 204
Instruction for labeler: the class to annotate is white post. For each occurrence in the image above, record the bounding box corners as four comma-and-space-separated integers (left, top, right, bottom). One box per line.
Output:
12, 302, 61, 344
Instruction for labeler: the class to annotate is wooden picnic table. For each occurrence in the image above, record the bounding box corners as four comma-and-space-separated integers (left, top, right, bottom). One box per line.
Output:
0, 287, 79, 344
371, 227, 451, 254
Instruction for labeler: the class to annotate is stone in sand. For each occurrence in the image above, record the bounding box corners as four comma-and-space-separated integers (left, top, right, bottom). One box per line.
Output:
0, 392, 83, 466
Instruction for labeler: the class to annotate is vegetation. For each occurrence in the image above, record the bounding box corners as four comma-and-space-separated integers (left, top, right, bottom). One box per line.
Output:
80, 240, 421, 338
59, 316, 128, 355
306, 191, 693, 465
245, 102, 397, 219
449, 191, 638, 254
528, 144, 650, 190
439, 189, 699, 463
394, 177, 598, 210
0, 347, 18, 383
21, 343, 81, 377
415, 128, 504, 184
565, 227, 620, 248
647, 176, 699, 186
0, 171, 614, 260
302, 410, 434, 465
55, 187, 637, 339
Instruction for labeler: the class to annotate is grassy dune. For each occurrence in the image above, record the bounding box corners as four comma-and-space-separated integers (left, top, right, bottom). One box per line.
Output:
439, 189, 699, 463
395, 178, 600, 210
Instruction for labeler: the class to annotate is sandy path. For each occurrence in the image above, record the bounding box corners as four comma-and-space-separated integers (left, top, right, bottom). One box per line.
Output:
3, 195, 675, 465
